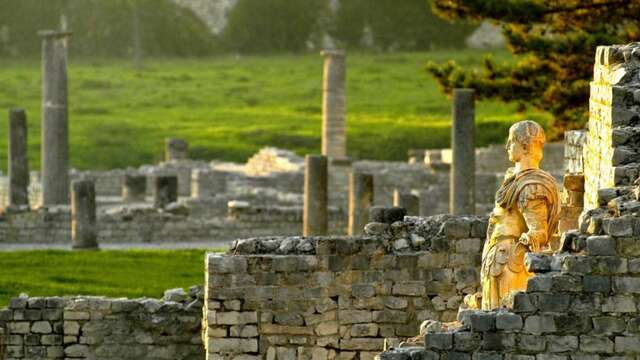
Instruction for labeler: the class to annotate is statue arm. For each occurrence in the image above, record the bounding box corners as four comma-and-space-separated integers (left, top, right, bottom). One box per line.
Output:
518, 185, 550, 252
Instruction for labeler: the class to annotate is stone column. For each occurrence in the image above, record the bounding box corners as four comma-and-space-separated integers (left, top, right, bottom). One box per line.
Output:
122, 173, 146, 202
393, 189, 420, 216
348, 172, 373, 235
303, 155, 328, 236
8, 108, 30, 208
153, 175, 178, 208
39, 30, 72, 206
321, 49, 346, 159
165, 138, 188, 162
71, 179, 98, 249
450, 88, 476, 215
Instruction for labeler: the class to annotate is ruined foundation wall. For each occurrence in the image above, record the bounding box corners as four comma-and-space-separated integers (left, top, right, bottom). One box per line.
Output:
0, 205, 346, 245
0, 290, 204, 360
203, 215, 487, 359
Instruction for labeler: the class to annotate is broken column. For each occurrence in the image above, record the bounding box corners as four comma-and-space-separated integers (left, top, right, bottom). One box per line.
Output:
71, 179, 98, 249
8, 108, 30, 208
450, 88, 476, 215
39, 30, 72, 206
348, 172, 373, 235
303, 155, 328, 236
393, 189, 420, 216
153, 174, 178, 208
321, 49, 346, 159
165, 138, 188, 162
122, 173, 146, 202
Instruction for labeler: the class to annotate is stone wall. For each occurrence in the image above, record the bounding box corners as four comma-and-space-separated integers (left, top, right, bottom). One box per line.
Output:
381, 186, 640, 359
0, 205, 346, 245
565, 130, 587, 174
0, 288, 204, 359
584, 43, 640, 209
203, 214, 487, 359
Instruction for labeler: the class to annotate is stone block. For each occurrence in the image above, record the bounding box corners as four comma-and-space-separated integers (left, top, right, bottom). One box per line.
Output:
339, 310, 372, 324
518, 334, 545, 351
495, 312, 523, 330
586, 235, 617, 256
445, 352, 471, 360
64, 321, 80, 336
593, 256, 628, 274
9, 296, 27, 309
8, 321, 30, 334
453, 332, 481, 351
583, 275, 611, 292
440, 218, 471, 239
352, 284, 376, 298
208, 338, 258, 353
392, 283, 426, 296
339, 338, 385, 351
473, 353, 503, 360
579, 335, 614, 353
64, 311, 90, 320
216, 311, 258, 325
523, 315, 556, 335
425, 332, 453, 350
524, 253, 551, 273
547, 335, 578, 352
613, 276, 640, 293
470, 312, 495, 332
592, 316, 626, 334
384, 297, 408, 310
613, 335, 640, 353
512, 293, 537, 313
315, 321, 338, 336
456, 238, 483, 253
372, 310, 408, 323
229, 325, 258, 338
31, 321, 52, 334
527, 274, 553, 292
65, 344, 90, 357
602, 216, 634, 237
208, 254, 248, 274
536, 293, 571, 312
350, 323, 379, 337
602, 295, 636, 313
561, 256, 593, 274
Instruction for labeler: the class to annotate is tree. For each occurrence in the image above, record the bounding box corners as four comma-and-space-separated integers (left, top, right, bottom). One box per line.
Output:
426, 0, 640, 138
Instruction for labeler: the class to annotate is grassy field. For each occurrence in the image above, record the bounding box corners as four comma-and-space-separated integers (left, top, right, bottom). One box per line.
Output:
0, 50, 550, 171
0, 249, 217, 307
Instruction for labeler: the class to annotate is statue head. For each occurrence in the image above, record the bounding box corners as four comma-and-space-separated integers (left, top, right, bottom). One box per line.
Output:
506, 120, 545, 164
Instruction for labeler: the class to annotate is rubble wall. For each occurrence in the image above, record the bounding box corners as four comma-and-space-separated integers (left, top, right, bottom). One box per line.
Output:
0, 291, 204, 360
203, 215, 487, 359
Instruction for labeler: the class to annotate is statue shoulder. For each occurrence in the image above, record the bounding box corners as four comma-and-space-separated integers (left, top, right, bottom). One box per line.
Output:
516, 169, 560, 209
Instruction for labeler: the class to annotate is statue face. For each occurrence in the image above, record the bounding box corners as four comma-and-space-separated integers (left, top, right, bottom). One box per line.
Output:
506, 132, 526, 163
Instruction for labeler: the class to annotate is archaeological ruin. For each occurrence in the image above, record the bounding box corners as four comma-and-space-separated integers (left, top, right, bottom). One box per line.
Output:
0, 16, 638, 359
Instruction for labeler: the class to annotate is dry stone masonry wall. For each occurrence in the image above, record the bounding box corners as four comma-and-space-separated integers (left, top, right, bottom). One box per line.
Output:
0, 287, 204, 359
203, 215, 488, 359
585, 43, 640, 210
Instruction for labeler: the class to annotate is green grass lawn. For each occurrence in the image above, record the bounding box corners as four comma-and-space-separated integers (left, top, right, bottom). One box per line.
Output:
0, 49, 550, 171
0, 249, 218, 307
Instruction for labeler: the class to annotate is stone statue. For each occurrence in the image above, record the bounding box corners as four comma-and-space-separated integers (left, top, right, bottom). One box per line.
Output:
467, 120, 560, 310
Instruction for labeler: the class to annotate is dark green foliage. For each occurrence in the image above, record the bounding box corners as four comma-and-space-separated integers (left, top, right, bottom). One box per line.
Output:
0, 0, 215, 58
221, 0, 327, 53
427, 0, 640, 138
331, 0, 474, 51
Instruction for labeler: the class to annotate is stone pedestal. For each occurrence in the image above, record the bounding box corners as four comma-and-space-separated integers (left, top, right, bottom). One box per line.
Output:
39, 30, 72, 206
393, 189, 419, 216
153, 175, 178, 208
122, 173, 146, 202
71, 179, 98, 249
165, 138, 188, 161
321, 49, 346, 159
348, 172, 373, 235
450, 88, 476, 215
303, 155, 328, 236
8, 108, 30, 208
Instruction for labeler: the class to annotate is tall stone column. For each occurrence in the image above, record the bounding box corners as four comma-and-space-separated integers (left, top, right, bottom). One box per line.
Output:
348, 172, 373, 235
39, 30, 72, 206
8, 108, 30, 208
303, 155, 328, 236
321, 50, 346, 159
122, 173, 147, 202
393, 189, 420, 216
153, 175, 178, 208
450, 88, 476, 215
71, 179, 98, 249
